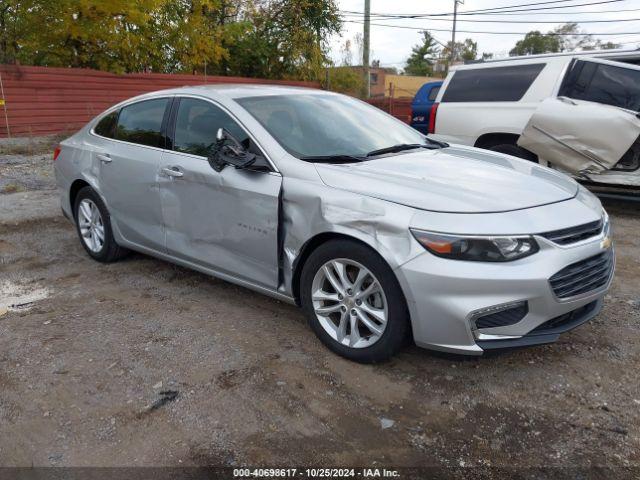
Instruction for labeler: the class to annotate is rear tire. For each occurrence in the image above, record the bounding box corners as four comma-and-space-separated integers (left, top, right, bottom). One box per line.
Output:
489, 143, 538, 163
74, 186, 128, 263
300, 239, 409, 363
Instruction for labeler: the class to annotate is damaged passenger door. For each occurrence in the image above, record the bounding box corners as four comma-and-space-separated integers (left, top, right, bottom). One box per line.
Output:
159, 97, 282, 289
518, 59, 640, 176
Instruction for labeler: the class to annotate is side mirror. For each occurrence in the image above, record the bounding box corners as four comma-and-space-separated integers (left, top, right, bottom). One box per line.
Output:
208, 128, 256, 172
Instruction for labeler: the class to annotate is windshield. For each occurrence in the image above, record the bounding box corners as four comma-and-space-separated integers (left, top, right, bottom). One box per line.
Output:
236, 94, 428, 159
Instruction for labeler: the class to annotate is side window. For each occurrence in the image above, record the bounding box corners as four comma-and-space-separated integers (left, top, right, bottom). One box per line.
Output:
115, 98, 169, 147
94, 111, 118, 138
559, 60, 598, 98
428, 86, 440, 102
441, 63, 545, 102
173, 98, 251, 157
560, 60, 640, 112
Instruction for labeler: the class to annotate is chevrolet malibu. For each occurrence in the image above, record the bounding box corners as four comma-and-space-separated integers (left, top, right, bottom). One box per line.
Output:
53, 85, 615, 362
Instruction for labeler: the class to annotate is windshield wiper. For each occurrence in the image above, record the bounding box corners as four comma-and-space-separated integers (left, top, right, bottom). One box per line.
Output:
299, 154, 365, 164
366, 139, 448, 157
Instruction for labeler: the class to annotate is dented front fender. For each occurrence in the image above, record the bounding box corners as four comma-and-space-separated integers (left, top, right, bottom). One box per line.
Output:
279, 177, 423, 298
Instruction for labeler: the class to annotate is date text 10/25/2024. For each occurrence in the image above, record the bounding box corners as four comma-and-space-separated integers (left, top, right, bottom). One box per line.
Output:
233, 468, 400, 478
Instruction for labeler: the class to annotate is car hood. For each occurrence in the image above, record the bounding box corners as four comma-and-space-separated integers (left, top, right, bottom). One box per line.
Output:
314, 145, 579, 213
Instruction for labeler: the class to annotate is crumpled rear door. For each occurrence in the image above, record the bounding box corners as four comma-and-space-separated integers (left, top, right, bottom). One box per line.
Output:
517, 97, 640, 175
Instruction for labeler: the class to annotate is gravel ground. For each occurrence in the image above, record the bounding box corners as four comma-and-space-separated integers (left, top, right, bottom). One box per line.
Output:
0, 136, 62, 194
0, 140, 639, 475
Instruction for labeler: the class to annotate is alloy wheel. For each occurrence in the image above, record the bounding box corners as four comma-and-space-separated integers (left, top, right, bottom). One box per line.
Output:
311, 259, 388, 348
78, 198, 105, 253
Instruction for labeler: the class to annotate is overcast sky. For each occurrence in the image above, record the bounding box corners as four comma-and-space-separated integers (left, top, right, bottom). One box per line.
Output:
330, 0, 640, 69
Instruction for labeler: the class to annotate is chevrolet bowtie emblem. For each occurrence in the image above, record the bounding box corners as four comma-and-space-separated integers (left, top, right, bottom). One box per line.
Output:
601, 236, 612, 250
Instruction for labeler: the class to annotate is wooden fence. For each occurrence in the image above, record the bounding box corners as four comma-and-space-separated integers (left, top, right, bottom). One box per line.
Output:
0, 65, 319, 138
0, 64, 412, 138
366, 97, 413, 124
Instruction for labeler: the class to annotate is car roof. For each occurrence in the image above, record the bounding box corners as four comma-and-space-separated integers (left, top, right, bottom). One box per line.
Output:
460, 48, 640, 68
147, 84, 329, 100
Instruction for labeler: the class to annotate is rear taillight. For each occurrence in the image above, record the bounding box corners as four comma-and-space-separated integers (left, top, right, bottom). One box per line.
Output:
53, 146, 61, 161
428, 102, 439, 134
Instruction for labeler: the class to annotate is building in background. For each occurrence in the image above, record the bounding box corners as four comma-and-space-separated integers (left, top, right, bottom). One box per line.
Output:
329, 66, 441, 99
385, 74, 442, 98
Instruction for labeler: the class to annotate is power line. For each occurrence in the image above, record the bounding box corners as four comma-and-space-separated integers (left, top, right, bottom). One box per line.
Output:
453, 7, 640, 15
343, 19, 640, 36
340, 0, 630, 18
341, 7, 640, 17
455, 0, 624, 15
340, 12, 640, 23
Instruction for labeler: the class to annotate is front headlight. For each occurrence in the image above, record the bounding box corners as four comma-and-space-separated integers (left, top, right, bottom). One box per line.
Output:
410, 229, 539, 262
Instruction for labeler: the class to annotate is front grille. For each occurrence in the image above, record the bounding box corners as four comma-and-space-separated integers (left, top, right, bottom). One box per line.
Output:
549, 251, 613, 299
540, 220, 603, 245
475, 303, 528, 329
530, 301, 597, 334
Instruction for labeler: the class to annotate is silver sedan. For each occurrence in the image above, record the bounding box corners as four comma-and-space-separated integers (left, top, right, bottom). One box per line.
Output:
53, 85, 614, 362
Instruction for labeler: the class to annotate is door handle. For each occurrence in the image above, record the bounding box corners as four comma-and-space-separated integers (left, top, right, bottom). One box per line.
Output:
97, 153, 112, 163
162, 167, 184, 178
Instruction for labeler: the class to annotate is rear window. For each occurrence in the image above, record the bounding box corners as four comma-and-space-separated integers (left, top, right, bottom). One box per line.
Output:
441, 63, 545, 102
115, 98, 169, 147
94, 111, 118, 138
428, 86, 440, 102
559, 60, 640, 112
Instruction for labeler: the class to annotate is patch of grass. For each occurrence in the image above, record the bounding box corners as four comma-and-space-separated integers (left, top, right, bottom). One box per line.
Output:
1, 183, 24, 194
0, 134, 68, 156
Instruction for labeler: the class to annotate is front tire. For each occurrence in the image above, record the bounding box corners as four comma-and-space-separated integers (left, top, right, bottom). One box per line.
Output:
74, 186, 128, 262
300, 239, 409, 363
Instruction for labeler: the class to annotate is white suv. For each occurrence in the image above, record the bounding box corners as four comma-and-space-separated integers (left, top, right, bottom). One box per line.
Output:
430, 50, 640, 188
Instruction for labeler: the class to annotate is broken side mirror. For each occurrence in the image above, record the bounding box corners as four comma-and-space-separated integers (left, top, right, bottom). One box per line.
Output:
208, 127, 256, 173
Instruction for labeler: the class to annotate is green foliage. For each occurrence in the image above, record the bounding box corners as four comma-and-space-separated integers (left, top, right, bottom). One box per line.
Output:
510, 23, 620, 56
434, 37, 478, 72
404, 31, 440, 76
0, 0, 32, 64
0, 0, 341, 80
510, 31, 560, 56
323, 66, 365, 97
592, 41, 621, 50
216, 0, 341, 80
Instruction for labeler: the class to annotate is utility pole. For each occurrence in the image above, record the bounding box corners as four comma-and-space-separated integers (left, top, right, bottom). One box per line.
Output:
449, 0, 463, 74
363, 0, 371, 98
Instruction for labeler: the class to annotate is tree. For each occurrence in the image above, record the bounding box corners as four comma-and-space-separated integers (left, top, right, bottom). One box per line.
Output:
215, 0, 341, 80
0, 0, 34, 64
510, 23, 621, 56
586, 40, 621, 51
404, 31, 440, 76
553, 22, 595, 52
442, 38, 478, 64
9, 0, 171, 73
0, 0, 342, 81
510, 31, 560, 56
323, 66, 365, 96
338, 33, 363, 67
340, 39, 354, 66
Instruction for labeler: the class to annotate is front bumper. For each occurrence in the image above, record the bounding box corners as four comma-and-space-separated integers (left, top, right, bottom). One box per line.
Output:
395, 233, 614, 355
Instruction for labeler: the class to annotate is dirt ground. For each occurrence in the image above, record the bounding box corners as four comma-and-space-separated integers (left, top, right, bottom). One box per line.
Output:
0, 138, 639, 474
